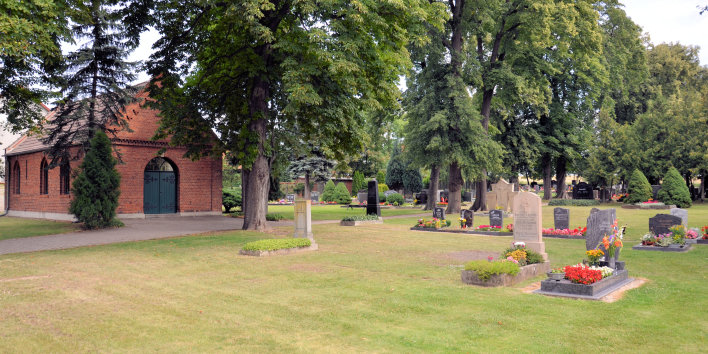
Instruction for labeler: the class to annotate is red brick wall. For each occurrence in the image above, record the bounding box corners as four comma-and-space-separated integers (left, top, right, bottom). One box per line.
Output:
7, 146, 222, 215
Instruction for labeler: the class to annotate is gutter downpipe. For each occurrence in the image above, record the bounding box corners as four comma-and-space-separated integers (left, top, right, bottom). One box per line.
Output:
1, 151, 8, 217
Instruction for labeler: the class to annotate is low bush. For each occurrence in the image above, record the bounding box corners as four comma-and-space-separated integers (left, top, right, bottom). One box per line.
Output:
464, 260, 520, 281
223, 189, 242, 212
266, 213, 286, 221
387, 192, 404, 206
242, 238, 311, 252
341, 214, 379, 222
334, 182, 352, 204
548, 199, 599, 206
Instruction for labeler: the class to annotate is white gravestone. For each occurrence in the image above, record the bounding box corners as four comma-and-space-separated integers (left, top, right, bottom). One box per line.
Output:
513, 191, 548, 261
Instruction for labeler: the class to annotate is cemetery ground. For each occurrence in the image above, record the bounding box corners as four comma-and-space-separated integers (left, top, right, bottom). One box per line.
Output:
0, 205, 706, 351
263, 204, 426, 221
0, 217, 77, 241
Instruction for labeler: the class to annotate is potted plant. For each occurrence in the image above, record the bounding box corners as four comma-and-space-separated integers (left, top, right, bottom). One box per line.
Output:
547, 268, 565, 281
586, 249, 604, 266
641, 233, 656, 246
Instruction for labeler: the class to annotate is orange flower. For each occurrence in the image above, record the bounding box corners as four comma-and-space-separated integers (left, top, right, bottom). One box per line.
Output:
614, 239, 622, 248
602, 236, 610, 249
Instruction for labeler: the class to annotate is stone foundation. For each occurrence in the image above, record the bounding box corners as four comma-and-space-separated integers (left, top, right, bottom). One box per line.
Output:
461, 262, 550, 287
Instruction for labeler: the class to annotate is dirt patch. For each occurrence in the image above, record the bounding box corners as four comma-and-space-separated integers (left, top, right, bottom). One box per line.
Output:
443, 250, 499, 263
521, 277, 649, 303
288, 263, 327, 273
0, 275, 51, 282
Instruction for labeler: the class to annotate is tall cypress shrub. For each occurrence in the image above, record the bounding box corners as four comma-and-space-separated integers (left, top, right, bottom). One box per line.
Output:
625, 169, 652, 203
320, 180, 336, 202
657, 167, 692, 208
334, 182, 352, 204
351, 171, 365, 196
69, 130, 122, 229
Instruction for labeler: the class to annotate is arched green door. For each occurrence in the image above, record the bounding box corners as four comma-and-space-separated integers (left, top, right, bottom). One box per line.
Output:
144, 157, 176, 214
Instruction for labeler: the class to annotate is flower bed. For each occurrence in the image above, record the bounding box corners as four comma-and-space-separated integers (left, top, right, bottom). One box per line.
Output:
536, 269, 631, 299
413, 218, 451, 229
542, 226, 586, 239
635, 225, 693, 250
461, 243, 549, 287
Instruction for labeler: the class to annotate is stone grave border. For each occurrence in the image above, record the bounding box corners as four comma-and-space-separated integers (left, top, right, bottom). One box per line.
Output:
239, 244, 319, 257
409, 227, 513, 236
534, 269, 634, 300
340, 218, 384, 226
696, 239, 708, 245
631, 244, 693, 252
461, 262, 550, 287
541, 234, 585, 240
621, 204, 676, 210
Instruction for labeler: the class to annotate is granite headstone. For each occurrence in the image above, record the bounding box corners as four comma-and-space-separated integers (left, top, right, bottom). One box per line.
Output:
513, 191, 547, 260
651, 185, 661, 200
649, 214, 682, 235
585, 208, 616, 252
461, 209, 474, 228
670, 208, 688, 228
489, 209, 503, 228
553, 208, 570, 230
573, 182, 593, 199
311, 191, 320, 203
366, 180, 381, 217
286, 194, 295, 203
433, 207, 446, 220
357, 191, 368, 204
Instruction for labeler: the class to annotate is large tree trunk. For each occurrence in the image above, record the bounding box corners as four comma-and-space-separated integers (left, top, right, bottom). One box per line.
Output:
555, 156, 567, 199
242, 75, 270, 231
542, 153, 553, 200
446, 162, 462, 214
701, 173, 706, 202
425, 165, 439, 211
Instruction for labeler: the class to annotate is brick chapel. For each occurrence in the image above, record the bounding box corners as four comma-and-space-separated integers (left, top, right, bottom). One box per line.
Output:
2, 85, 222, 221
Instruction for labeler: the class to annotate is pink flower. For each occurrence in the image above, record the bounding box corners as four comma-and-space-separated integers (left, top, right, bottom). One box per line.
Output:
487, 256, 494, 262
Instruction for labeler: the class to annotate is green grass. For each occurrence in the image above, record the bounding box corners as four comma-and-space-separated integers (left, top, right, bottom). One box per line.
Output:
265, 204, 425, 221
0, 217, 77, 241
242, 238, 311, 251
0, 204, 706, 351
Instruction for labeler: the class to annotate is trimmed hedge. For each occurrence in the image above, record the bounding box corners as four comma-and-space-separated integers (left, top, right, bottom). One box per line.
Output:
341, 214, 379, 221
626, 169, 653, 203
386, 192, 404, 206
242, 238, 311, 252
657, 167, 692, 208
548, 199, 599, 206
266, 213, 286, 221
464, 260, 520, 281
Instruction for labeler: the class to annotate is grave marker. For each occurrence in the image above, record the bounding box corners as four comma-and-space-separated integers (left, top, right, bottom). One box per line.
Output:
366, 180, 381, 217
433, 207, 446, 220
357, 191, 368, 204
553, 208, 570, 230
293, 199, 313, 240
649, 214, 682, 235
585, 209, 616, 252
670, 208, 688, 228
461, 209, 474, 228
486, 193, 498, 211
513, 192, 547, 260
651, 185, 661, 200
489, 209, 503, 228
573, 182, 593, 199
286, 194, 295, 203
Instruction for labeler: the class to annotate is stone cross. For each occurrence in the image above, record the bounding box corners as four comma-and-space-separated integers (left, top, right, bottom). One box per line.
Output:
553, 208, 570, 230
585, 208, 616, 252
670, 208, 688, 229
513, 191, 547, 261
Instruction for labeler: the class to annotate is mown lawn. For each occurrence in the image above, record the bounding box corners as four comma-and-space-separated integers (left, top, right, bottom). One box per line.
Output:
0, 217, 77, 241
0, 203, 706, 352
266, 203, 426, 221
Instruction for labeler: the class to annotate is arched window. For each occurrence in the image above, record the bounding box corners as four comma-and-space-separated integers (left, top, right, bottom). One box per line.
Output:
12, 161, 20, 194
60, 159, 71, 195
40, 159, 49, 195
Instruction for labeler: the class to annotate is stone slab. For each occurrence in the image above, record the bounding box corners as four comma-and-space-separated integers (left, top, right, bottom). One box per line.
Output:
553, 207, 570, 230
696, 239, 708, 245
366, 180, 381, 217
239, 244, 319, 257
542, 234, 585, 240
621, 204, 675, 210
461, 262, 550, 287
670, 208, 688, 228
649, 214, 682, 235
489, 209, 504, 228
632, 244, 692, 252
339, 219, 384, 226
409, 227, 512, 236
585, 208, 616, 252
535, 270, 631, 299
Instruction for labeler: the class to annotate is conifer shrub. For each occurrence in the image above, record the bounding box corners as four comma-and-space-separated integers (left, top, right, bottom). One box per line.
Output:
320, 180, 336, 202
657, 167, 692, 208
222, 189, 241, 212
351, 171, 365, 196
333, 182, 352, 204
69, 131, 122, 229
625, 169, 653, 203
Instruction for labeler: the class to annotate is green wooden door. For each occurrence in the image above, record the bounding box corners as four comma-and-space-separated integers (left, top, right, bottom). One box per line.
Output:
144, 171, 176, 214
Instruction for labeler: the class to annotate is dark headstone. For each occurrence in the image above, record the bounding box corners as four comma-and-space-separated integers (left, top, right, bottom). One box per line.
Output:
462, 191, 472, 202
461, 209, 474, 228
585, 208, 616, 252
366, 180, 381, 217
553, 208, 570, 230
311, 191, 320, 203
573, 182, 593, 200
649, 214, 682, 235
440, 190, 449, 202
433, 207, 445, 220
286, 194, 295, 203
489, 209, 503, 228
415, 191, 428, 205
651, 185, 661, 200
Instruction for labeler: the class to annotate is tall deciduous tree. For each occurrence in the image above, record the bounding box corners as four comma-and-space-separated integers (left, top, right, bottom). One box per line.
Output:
44, 0, 140, 165
146, 0, 442, 230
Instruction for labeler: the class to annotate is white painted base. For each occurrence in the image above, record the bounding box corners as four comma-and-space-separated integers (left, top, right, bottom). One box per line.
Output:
5, 210, 222, 221
6, 210, 77, 222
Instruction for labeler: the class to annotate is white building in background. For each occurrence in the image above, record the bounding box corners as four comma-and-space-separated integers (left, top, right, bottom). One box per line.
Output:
0, 101, 51, 211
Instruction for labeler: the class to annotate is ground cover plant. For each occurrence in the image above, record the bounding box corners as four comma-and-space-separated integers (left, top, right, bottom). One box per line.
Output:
341, 214, 379, 222
241, 238, 311, 251
1, 203, 707, 351
264, 204, 426, 221
0, 217, 77, 241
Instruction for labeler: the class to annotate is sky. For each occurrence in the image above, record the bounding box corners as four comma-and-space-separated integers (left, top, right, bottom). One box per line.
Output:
126, 1, 708, 85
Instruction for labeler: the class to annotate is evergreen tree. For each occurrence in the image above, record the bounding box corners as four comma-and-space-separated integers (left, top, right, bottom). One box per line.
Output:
351, 171, 365, 196
320, 180, 337, 203
625, 169, 653, 203
386, 144, 406, 191
657, 167, 692, 208
333, 182, 352, 204
44, 0, 139, 166
287, 149, 335, 200
69, 130, 122, 229
377, 171, 387, 184
403, 168, 423, 195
